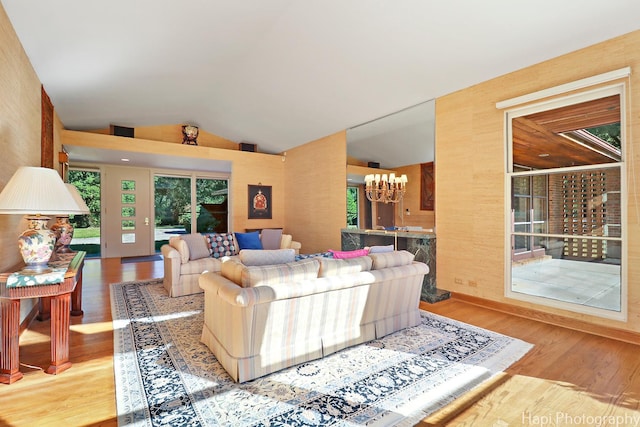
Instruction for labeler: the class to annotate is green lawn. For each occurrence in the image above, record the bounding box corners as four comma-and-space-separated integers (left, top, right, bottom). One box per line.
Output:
73, 227, 100, 238
71, 225, 178, 256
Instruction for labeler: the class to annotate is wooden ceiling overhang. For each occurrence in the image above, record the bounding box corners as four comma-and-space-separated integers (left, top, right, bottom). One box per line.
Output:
512, 95, 620, 169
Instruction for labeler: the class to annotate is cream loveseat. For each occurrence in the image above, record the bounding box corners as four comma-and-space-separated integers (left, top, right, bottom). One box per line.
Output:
161, 231, 301, 297
199, 249, 429, 382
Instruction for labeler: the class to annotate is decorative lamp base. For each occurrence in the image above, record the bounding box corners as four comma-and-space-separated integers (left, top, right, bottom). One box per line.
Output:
18, 216, 55, 274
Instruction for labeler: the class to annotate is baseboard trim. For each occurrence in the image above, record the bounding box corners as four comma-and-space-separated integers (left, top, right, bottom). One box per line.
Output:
449, 292, 640, 346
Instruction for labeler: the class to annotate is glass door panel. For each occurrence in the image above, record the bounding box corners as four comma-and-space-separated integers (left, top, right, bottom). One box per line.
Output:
154, 175, 191, 250
195, 178, 228, 233
68, 169, 101, 257
153, 175, 229, 250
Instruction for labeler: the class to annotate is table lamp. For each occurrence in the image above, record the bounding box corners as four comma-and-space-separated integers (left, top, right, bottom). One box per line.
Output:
51, 183, 91, 254
0, 166, 85, 274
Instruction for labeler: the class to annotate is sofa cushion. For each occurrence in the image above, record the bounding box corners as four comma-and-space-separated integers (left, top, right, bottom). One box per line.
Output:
260, 229, 283, 250
241, 258, 320, 288
329, 248, 369, 259
317, 256, 373, 278
240, 249, 296, 266
369, 250, 415, 269
235, 231, 263, 250
204, 233, 238, 258
180, 233, 210, 260
368, 244, 395, 254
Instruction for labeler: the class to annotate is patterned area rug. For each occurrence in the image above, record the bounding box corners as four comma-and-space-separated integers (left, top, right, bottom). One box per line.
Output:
111, 279, 532, 426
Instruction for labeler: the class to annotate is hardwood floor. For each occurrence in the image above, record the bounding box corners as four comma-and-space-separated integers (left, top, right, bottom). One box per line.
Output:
0, 258, 163, 427
1, 257, 638, 426
419, 301, 640, 426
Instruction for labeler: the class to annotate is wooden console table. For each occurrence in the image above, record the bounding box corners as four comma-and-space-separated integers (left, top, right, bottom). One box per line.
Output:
0, 251, 85, 384
37, 252, 85, 320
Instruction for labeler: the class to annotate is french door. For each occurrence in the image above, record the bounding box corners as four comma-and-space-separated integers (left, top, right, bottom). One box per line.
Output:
103, 166, 153, 258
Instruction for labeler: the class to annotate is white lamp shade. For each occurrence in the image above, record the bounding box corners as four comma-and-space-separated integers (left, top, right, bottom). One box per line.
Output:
0, 166, 84, 215
65, 183, 91, 214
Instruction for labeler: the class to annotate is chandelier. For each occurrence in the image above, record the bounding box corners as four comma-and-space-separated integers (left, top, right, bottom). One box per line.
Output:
364, 173, 408, 203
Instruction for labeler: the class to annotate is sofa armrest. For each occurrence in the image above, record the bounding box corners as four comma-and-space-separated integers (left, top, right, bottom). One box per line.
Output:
161, 243, 180, 260
161, 244, 182, 293
289, 240, 301, 254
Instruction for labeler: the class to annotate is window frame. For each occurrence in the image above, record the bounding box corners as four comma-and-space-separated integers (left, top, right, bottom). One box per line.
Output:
503, 82, 628, 321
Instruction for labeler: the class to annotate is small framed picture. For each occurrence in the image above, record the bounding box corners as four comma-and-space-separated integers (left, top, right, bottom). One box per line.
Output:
248, 185, 272, 219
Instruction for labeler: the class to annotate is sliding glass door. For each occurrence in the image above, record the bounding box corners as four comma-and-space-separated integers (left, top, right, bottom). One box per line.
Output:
154, 173, 229, 249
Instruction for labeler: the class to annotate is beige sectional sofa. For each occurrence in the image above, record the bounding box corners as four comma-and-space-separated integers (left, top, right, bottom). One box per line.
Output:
161, 231, 301, 297
198, 250, 429, 382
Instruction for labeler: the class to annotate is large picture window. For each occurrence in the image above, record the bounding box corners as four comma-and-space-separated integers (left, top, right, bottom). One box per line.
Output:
154, 173, 229, 249
504, 82, 626, 320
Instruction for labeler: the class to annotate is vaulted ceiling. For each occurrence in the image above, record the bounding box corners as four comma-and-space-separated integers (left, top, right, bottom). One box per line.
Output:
3, 1, 640, 169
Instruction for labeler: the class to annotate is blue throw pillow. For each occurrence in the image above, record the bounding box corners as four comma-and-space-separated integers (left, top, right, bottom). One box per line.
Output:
235, 231, 263, 250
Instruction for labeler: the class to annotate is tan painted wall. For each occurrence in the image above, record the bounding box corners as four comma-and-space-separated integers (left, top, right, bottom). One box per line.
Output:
62, 130, 286, 237
284, 131, 347, 254
0, 7, 42, 269
63, 129, 348, 254
436, 30, 640, 332
0, 5, 48, 323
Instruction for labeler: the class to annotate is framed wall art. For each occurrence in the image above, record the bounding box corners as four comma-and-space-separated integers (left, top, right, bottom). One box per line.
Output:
248, 184, 272, 219
41, 86, 54, 169
420, 162, 435, 211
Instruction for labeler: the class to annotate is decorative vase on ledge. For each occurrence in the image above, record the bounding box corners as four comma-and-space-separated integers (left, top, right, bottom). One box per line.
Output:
51, 215, 75, 253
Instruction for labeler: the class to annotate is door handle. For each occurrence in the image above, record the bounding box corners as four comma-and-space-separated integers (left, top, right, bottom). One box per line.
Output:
145, 217, 149, 226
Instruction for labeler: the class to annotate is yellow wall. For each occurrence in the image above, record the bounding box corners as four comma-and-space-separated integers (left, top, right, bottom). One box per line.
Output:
0, 26, 34, 256
62, 130, 286, 234
62, 129, 349, 255
0, 5, 42, 272
0, 6, 49, 322
285, 131, 347, 253
436, 30, 640, 332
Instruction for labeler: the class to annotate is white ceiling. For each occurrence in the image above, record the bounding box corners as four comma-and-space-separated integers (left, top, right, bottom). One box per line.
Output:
4, 1, 640, 169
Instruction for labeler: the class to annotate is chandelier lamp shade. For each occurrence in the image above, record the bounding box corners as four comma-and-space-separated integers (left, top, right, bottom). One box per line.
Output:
0, 166, 88, 274
364, 173, 408, 204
